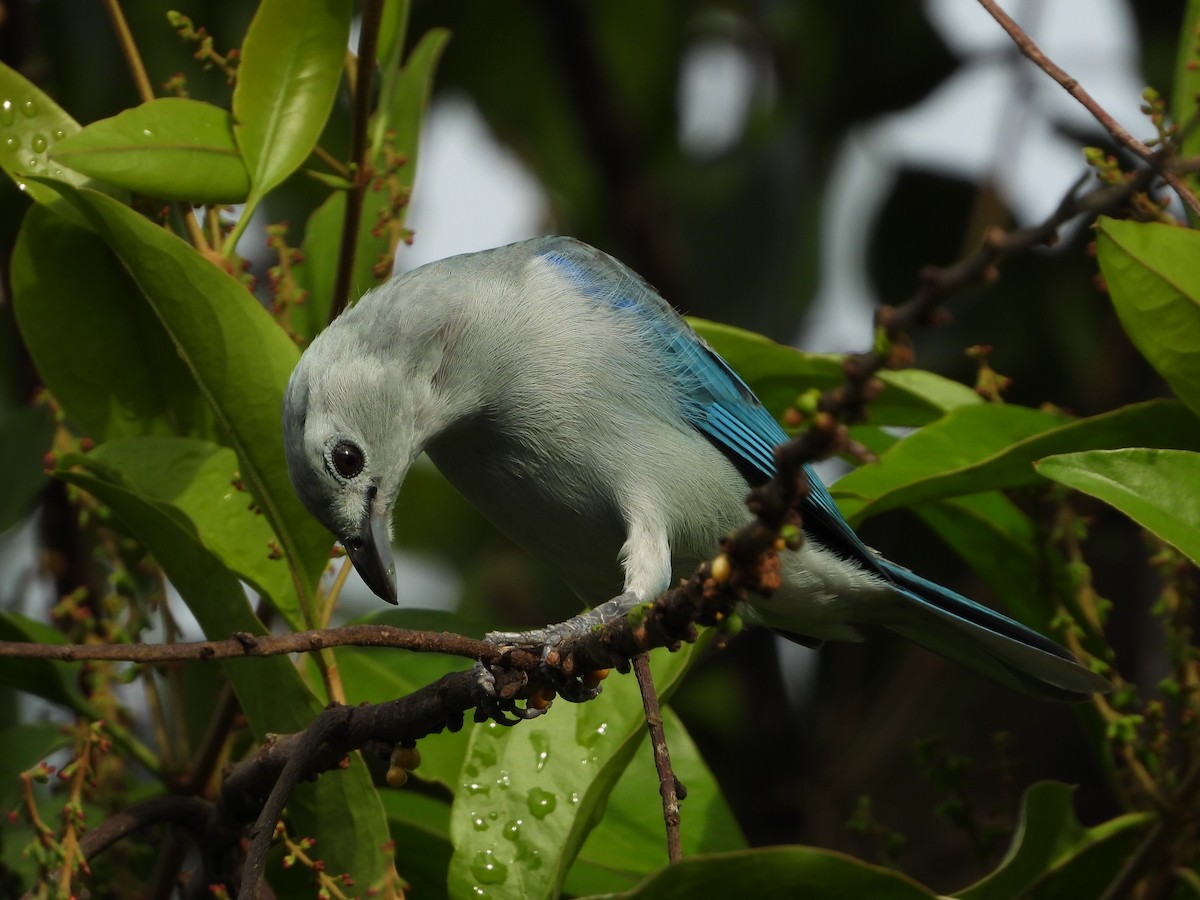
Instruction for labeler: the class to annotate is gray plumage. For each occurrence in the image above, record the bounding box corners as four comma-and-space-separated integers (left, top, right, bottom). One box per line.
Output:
282, 236, 1110, 701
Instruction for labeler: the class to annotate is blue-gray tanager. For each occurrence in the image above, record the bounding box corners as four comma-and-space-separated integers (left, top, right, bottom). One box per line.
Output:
282, 237, 1109, 701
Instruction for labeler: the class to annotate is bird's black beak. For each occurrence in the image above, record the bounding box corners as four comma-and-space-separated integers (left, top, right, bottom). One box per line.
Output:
344, 490, 397, 604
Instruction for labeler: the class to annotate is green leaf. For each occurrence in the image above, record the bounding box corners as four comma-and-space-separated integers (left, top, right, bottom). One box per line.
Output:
11, 205, 214, 442
832, 400, 1200, 526
55, 465, 391, 888
1096, 218, 1200, 417
0, 61, 97, 218
566, 707, 746, 895
955, 781, 1153, 900
0, 405, 53, 533
51, 98, 249, 204
448, 639, 705, 900
80, 437, 304, 628
48, 184, 332, 603
1036, 448, 1200, 565
0, 613, 89, 712
693, 319, 979, 428
231, 0, 352, 240
590, 846, 937, 899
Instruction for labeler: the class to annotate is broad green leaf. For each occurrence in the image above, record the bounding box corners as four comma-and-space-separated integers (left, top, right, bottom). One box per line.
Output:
590, 846, 936, 899
48, 184, 332, 601
232, 0, 352, 238
833, 400, 1200, 526
955, 781, 1152, 900
1096, 218, 1200, 416
11, 205, 214, 442
0, 405, 53, 533
51, 98, 249, 204
448, 639, 706, 900
1036, 448, 1200, 565
694, 319, 979, 428
82, 437, 304, 628
0, 61, 95, 218
0, 612, 89, 712
0, 723, 72, 807
56, 466, 391, 887
566, 707, 746, 895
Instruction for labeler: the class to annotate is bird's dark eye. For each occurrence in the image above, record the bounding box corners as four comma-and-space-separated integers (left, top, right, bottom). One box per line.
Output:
330, 441, 365, 479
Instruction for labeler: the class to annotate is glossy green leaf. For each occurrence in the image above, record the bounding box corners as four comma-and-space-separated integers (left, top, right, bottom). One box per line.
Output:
82, 437, 303, 628
232, 0, 352, 235
11, 205, 214, 442
0, 613, 89, 712
0, 405, 53, 533
694, 319, 979, 428
56, 465, 391, 887
51, 98, 249, 203
833, 400, 1200, 526
1036, 448, 1200, 565
592, 846, 936, 899
0, 61, 95, 218
1096, 217, 1200, 417
49, 184, 332, 601
448, 638, 706, 900
955, 781, 1152, 900
566, 707, 746, 895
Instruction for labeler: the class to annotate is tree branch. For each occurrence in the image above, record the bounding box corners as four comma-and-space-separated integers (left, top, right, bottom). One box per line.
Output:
976, 0, 1200, 217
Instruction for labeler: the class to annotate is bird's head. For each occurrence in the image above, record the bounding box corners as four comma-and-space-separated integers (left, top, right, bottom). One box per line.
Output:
281, 278, 466, 604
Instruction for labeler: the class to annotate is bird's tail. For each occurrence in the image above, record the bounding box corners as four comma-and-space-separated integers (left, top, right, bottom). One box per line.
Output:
875, 560, 1111, 702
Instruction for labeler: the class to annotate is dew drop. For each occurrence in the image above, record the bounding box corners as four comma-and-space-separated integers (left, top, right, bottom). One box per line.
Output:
16, 181, 27, 192
501, 818, 523, 842
31, 135, 47, 153
470, 850, 509, 886
19, 99, 36, 117
495, 770, 510, 790
52, 128, 66, 140
26, 157, 38, 169
527, 787, 557, 819
520, 848, 543, 870
464, 781, 490, 797
530, 731, 551, 772
142, 128, 154, 138
3, 136, 18, 151
1, 100, 14, 126
471, 814, 488, 832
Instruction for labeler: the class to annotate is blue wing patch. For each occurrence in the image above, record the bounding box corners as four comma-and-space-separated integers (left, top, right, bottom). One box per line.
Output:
536, 238, 882, 574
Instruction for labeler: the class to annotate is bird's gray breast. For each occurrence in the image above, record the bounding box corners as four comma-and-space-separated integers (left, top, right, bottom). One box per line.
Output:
425, 414, 629, 603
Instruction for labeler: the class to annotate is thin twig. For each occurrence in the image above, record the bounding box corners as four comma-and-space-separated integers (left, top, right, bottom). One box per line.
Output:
328, 0, 386, 323
632, 653, 682, 863
0, 623, 509, 665
977, 0, 1200, 217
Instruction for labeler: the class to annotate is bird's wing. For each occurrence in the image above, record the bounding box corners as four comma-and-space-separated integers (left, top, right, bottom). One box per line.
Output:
534, 238, 881, 574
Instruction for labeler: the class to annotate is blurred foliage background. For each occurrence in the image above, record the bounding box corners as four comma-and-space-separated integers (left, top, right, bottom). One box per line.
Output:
0, 0, 1190, 893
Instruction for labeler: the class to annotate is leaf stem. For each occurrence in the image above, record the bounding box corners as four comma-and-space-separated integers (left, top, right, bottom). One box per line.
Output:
329, 0, 386, 323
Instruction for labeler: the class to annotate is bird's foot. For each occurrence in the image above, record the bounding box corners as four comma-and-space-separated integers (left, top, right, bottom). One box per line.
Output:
473, 592, 641, 723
